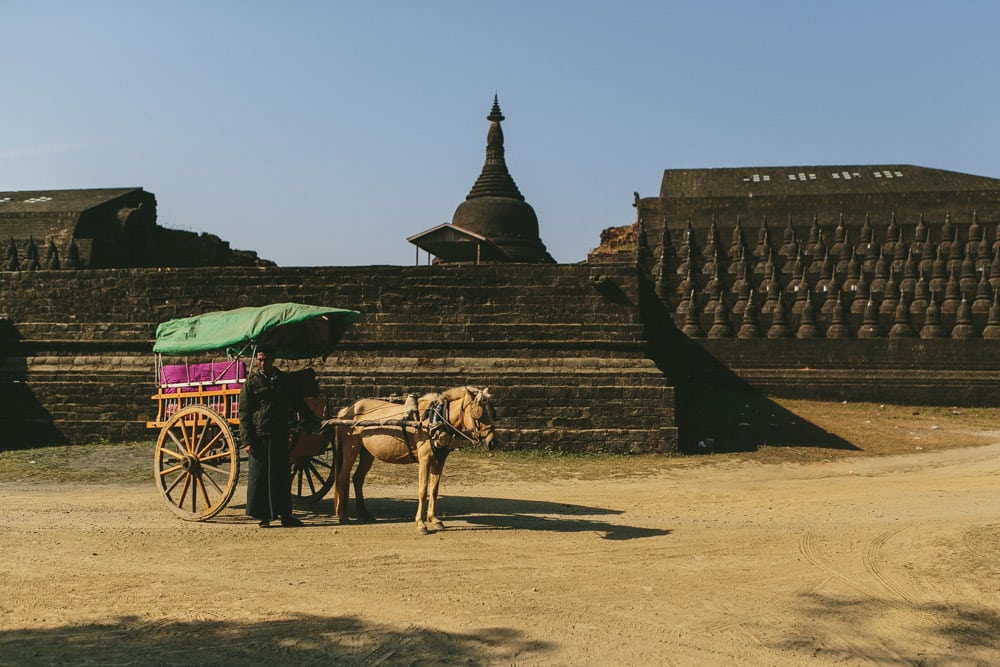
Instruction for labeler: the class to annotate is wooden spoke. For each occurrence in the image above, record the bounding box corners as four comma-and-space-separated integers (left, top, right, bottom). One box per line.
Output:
295, 463, 319, 498
195, 428, 225, 458
154, 406, 239, 521
196, 475, 212, 510
200, 451, 236, 464
308, 457, 334, 474
179, 419, 194, 454
159, 462, 185, 477
289, 436, 335, 504
201, 470, 225, 494
177, 474, 192, 509
302, 465, 319, 495
163, 467, 187, 494
200, 463, 233, 476
158, 444, 185, 461
165, 428, 186, 453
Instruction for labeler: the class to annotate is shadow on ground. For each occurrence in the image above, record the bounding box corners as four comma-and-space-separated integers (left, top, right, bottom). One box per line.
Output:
0, 614, 550, 666
774, 591, 1000, 663
227, 496, 671, 541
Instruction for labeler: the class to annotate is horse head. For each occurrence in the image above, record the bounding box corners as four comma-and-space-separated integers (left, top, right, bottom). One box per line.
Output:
429, 386, 497, 450
461, 386, 496, 450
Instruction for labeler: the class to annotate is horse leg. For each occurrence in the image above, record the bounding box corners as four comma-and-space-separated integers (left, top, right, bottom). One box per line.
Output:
416, 457, 430, 535
426, 461, 445, 531
353, 448, 375, 522
334, 432, 359, 523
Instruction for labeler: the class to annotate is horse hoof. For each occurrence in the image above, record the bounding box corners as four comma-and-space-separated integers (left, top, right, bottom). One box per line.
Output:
431, 521, 445, 531
418, 526, 430, 535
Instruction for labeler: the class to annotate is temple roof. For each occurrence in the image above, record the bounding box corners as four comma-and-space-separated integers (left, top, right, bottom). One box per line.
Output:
0, 188, 143, 214
642, 164, 1000, 234
660, 165, 1000, 199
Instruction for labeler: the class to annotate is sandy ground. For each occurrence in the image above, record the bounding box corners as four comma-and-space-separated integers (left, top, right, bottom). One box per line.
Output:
2, 405, 1000, 665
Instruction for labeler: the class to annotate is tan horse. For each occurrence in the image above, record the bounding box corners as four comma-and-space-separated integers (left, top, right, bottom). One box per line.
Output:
329, 386, 496, 534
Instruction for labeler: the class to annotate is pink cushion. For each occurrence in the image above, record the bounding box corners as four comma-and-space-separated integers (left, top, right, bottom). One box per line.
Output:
160, 361, 245, 386
160, 365, 190, 385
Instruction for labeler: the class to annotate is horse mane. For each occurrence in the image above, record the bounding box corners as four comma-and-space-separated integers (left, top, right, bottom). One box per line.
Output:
419, 391, 444, 403
437, 385, 489, 402
436, 386, 468, 402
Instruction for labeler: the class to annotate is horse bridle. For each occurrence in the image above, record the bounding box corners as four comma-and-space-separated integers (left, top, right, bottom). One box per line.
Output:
465, 394, 496, 446
425, 392, 495, 447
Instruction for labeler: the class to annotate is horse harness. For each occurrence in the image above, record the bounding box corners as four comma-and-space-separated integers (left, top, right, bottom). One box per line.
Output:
397, 398, 453, 465
357, 392, 492, 464
423, 399, 454, 465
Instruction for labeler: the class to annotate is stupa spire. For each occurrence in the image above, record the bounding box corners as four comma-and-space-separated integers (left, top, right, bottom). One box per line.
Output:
467, 95, 525, 201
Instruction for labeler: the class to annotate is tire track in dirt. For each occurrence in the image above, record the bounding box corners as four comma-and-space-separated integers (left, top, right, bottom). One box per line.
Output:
797, 530, 919, 663
862, 528, 914, 604
800, 529, 930, 610
798, 531, 871, 598
797, 528, 968, 662
655, 631, 788, 665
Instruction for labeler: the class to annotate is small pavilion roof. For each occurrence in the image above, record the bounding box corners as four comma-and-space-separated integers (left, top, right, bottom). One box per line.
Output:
407, 223, 512, 263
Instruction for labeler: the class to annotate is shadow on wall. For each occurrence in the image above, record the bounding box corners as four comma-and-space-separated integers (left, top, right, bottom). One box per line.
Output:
0, 320, 67, 449
0, 614, 552, 665
639, 286, 858, 454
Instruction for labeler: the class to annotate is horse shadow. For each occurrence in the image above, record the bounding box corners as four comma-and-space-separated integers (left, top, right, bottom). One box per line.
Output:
300, 495, 671, 541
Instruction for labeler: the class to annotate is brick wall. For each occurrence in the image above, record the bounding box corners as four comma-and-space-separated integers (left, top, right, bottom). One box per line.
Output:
0, 264, 677, 452
689, 338, 1000, 405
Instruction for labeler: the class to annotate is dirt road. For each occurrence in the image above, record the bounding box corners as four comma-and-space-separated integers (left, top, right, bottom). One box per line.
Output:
2, 436, 999, 665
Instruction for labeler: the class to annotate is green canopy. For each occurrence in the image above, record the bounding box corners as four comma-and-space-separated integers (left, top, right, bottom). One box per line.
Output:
153, 302, 361, 359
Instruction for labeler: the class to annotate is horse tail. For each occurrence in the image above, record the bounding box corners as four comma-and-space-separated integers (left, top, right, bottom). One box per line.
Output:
333, 423, 343, 479
332, 403, 353, 480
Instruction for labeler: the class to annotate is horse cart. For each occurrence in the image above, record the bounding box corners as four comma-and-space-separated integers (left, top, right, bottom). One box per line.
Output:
146, 302, 361, 520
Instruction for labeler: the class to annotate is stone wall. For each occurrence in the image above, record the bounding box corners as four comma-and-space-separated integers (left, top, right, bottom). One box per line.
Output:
633, 209, 1000, 408
0, 264, 677, 452
688, 339, 1000, 405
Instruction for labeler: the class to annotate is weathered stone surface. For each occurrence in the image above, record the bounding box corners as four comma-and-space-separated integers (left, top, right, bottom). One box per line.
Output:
0, 188, 268, 269
0, 264, 677, 452
627, 167, 1000, 407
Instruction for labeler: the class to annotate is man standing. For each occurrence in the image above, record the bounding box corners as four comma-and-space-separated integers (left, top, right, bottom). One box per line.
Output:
239, 345, 314, 527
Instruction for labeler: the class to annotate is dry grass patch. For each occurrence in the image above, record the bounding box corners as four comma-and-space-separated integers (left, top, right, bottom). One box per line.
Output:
3, 399, 999, 485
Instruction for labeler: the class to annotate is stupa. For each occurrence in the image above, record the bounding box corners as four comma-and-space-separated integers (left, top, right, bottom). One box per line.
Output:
409, 96, 554, 263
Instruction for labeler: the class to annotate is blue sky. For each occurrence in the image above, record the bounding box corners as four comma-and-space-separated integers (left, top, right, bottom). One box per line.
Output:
2, 1, 998, 266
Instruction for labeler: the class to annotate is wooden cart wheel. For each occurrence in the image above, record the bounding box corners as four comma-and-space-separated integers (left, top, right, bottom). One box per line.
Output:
154, 405, 239, 521
289, 435, 336, 504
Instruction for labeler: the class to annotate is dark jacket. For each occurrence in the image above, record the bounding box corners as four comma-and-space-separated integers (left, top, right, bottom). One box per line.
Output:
239, 367, 311, 443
